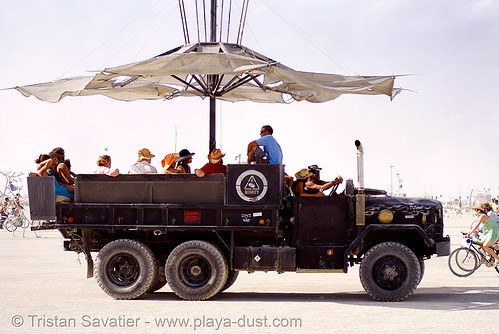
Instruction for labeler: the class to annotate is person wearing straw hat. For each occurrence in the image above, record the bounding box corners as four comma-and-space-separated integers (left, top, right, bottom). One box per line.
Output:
129, 148, 157, 174
469, 203, 499, 267
195, 149, 227, 177
293, 165, 343, 197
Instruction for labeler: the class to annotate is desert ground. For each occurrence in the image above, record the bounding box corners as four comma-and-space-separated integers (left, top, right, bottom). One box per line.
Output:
1, 209, 497, 334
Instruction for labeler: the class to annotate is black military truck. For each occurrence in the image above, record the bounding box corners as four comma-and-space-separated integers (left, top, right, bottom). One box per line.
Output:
28, 141, 450, 302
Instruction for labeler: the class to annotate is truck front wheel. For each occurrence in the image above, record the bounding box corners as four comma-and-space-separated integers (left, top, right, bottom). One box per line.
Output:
359, 242, 421, 302
165, 240, 228, 300
95, 239, 156, 299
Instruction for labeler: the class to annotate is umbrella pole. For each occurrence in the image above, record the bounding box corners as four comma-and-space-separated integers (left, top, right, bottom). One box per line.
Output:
208, 0, 217, 153
209, 96, 216, 152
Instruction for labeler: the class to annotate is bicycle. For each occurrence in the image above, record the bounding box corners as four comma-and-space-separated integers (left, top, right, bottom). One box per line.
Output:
3, 213, 30, 232
448, 232, 499, 276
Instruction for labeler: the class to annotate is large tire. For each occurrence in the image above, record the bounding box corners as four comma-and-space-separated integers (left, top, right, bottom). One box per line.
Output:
165, 240, 228, 300
147, 260, 167, 293
221, 270, 239, 292
360, 242, 421, 302
95, 239, 157, 299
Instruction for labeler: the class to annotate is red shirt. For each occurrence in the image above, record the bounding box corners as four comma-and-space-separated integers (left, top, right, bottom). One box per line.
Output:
200, 163, 227, 175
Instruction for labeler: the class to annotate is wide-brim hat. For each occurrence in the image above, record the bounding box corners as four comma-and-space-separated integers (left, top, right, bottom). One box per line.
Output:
295, 168, 313, 180
161, 153, 180, 169
208, 149, 225, 164
176, 149, 195, 163
471, 203, 491, 212
138, 148, 155, 161
307, 164, 322, 174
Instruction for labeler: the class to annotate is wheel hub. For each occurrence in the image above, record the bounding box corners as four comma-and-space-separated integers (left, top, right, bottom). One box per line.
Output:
190, 265, 202, 276
382, 265, 399, 281
373, 255, 407, 290
108, 254, 140, 286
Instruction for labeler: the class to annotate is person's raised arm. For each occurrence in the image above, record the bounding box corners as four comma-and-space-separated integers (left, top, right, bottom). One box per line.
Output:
57, 163, 74, 184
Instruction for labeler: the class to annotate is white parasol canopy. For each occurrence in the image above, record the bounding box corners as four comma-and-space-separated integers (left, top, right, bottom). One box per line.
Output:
15, 42, 400, 104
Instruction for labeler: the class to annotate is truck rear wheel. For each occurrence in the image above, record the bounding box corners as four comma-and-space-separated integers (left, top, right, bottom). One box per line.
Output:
360, 242, 421, 302
147, 260, 167, 293
165, 240, 228, 300
95, 239, 156, 299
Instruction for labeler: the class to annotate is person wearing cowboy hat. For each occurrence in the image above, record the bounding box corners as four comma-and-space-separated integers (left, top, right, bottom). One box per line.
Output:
129, 148, 157, 174
175, 149, 195, 174
195, 149, 227, 177
293, 165, 343, 197
469, 203, 499, 267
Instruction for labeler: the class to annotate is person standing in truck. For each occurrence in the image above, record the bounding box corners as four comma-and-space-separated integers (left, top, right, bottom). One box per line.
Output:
129, 148, 157, 174
247, 125, 283, 164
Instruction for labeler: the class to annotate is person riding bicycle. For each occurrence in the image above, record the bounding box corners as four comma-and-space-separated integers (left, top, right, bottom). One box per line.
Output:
469, 203, 499, 267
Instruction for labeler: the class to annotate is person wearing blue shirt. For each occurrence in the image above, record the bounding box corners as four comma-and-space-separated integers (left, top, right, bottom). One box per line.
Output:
247, 125, 283, 164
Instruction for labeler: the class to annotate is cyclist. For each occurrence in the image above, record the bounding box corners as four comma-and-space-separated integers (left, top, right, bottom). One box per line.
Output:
469, 203, 499, 267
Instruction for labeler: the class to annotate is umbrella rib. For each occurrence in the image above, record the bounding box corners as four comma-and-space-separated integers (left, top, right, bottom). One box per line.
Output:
248, 74, 265, 89
218, 74, 255, 96
213, 74, 224, 94
171, 75, 206, 95
191, 75, 211, 95
220, 74, 239, 90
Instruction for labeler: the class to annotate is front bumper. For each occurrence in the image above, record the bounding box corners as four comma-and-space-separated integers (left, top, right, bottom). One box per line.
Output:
435, 236, 451, 256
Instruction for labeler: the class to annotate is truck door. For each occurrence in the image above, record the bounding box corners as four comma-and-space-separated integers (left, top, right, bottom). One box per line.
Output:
290, 196, 351, 270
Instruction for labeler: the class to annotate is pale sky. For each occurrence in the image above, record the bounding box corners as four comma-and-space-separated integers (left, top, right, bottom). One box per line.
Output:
1, 0, 498, 201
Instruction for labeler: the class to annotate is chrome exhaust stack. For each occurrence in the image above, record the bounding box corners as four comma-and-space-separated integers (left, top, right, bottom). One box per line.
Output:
355, 140, 365, 226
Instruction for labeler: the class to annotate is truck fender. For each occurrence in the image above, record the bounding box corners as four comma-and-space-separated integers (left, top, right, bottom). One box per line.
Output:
343, 224, 435, 271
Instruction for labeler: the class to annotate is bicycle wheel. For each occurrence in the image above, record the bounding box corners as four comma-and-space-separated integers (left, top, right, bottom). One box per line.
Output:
448, 247, 478, 277
4, 217, 17, 232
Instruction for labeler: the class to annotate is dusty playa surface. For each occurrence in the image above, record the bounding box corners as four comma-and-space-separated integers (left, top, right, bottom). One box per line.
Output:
1, 210, 497, 334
